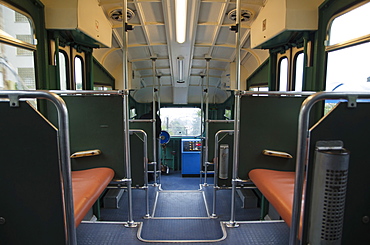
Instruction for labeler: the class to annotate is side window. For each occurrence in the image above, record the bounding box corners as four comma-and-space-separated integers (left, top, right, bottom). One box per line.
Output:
0, 4, 36, 91
325, 2, 370, 112
328, 2, 370, 46
93, 85, 112, 90
74, 56, 84, 90
276, 47, 304, 92
250, 86, 268, 92
129, 107, 137, 119
326, 2, 370, 92
294, 52, 304, 92
224, 108, 232, 120
279, 57, 288, 91
57, 51, 68, 90
250, 85, 268, 96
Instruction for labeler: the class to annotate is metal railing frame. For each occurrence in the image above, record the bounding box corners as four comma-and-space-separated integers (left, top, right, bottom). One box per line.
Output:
289, 91, 370, 245
228, 91, 316, 227
49, 89, 138, 226
200, 120, 234, 186
212, 129, 234, 217
129, 129, 150, 218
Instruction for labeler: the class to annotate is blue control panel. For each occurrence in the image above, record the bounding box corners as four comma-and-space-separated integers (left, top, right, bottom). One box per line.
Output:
181, 139, 202, 175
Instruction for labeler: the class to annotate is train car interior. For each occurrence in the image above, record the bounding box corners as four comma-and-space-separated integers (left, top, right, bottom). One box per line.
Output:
1, 0, 370, 244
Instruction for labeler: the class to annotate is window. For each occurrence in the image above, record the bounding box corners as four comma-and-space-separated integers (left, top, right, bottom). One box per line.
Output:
1, 5, 34, 45
279, 57, 288, 91
160, 108, 202, 136
93, 85, 112, 90
58, 51, 68, 90
18, 68, 35, 89
15, 12, 28, 23
250, 86, 268, 92
0, 5, 36, 91
16, 35, 33, 55
325, 2, 370, 113
328, 2, 370, 46
250, 85, 268, 96
224, 108, 232, 120
294, 52, 304, 92
326, 42, 370, 92
129, 108, 137, 119
74, 56, 83, 90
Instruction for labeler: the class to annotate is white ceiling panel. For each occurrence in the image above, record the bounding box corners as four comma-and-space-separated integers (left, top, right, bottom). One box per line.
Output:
97, 0, 267, 104
146, 25, 167, 44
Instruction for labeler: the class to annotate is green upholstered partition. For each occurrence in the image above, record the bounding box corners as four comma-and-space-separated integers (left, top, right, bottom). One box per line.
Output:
0, 101, 66, 244
58, 95, 125, 179
238, 96, 309, 180
47, 95, 155, 186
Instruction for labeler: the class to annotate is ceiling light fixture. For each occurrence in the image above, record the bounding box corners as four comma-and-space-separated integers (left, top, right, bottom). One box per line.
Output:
175, 0, 187, 43
177, 56, 184, 83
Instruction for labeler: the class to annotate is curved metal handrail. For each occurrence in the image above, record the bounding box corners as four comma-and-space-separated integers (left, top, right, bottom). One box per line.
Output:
212, 129, 234, 217
130, 129, 150, 217
290, 91, 370, 245
0, 90, 76, 245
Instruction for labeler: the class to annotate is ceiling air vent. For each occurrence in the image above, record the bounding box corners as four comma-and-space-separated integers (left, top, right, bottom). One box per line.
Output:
227, 9, 253, 22
109, 8, 135, 22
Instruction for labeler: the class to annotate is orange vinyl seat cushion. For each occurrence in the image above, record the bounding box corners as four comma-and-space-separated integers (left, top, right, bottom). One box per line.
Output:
249, 169, 296, 227
72, 167, 114, 226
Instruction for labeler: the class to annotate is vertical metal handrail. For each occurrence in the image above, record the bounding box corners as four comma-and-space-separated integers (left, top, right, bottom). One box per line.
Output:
130, 129, 150, 218
0, 90, 76, 245
151, 56, 159, 186
289, 91, 370, 245
122, 0, 137, 228
203, 57, 211, 185
227, 0, 241, 228
212, 129, 234, 217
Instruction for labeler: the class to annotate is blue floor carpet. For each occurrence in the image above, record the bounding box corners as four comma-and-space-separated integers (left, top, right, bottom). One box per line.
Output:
78, 172, 289, 244
77, 221, 289, 244
153, 190, 208, 218
138, 219, 225, 242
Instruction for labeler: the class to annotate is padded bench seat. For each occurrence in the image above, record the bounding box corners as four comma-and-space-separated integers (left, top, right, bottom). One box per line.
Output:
249, 169, 296, 226
72, 167, 114, 226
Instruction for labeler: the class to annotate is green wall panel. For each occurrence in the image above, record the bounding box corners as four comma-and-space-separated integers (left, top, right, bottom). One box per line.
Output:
238, 96, 308, 180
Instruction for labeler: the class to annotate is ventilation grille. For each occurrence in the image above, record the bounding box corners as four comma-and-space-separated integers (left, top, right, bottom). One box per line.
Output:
321, 169, 348, 241
108, 8, 135, 22
227, 9, 253, 22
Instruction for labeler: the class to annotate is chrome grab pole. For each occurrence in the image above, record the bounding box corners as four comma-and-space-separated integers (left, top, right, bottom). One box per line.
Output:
122, 0, 136, 227
228, 0, 241, 228
289, 91, 370, 245
203, 56, 211, 185
151, 56, 159, 185
0, 91, 76, 245
212, 129, 234, 218
200, 73, 205, 184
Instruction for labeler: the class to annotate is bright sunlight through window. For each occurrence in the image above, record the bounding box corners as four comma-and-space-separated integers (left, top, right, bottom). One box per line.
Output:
160, 108, 201, 136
